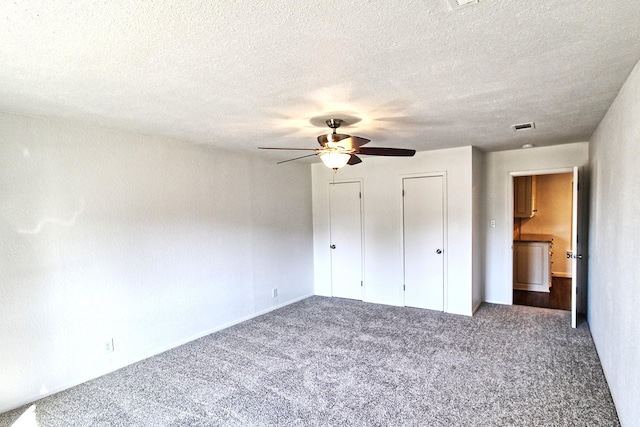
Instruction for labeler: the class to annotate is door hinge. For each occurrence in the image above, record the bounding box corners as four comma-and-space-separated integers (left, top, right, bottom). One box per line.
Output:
403, 284, 405, 291
359, 192, 362, 199
402, 189, 405, 197
361, 280, 363, 287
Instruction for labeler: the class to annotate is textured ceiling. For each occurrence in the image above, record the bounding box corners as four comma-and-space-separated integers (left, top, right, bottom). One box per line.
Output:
1, 1, 640, 161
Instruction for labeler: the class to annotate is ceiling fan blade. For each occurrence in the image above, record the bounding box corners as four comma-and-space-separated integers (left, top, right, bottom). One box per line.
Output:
259, 147, 318, 151
276, 153, 318, 164
342, 136, 370, 148
317, 133, 350, 146
347, 154, 362, 165
356, 147, 416, 156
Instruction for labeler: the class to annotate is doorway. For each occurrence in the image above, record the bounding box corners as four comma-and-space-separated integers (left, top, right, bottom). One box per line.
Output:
511, 168, 584, 326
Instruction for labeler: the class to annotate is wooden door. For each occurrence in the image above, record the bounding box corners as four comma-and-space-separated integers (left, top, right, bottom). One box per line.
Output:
329, 181, 363, 300
403, 175, 445, 311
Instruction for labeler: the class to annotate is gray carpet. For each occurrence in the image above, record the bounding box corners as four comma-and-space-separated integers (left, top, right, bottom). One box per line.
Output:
0, 297, 619, 426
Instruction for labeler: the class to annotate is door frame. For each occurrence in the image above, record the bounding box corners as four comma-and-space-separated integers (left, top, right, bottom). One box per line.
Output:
327, 178, 365, 300
399, 172, 448, 311
508, 167, 583, 326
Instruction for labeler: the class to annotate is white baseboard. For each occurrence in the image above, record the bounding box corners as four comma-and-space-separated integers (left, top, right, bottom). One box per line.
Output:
472, 300, 483, 314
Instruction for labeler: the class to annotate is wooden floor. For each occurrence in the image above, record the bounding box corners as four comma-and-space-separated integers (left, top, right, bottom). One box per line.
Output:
513, 277, 572, 311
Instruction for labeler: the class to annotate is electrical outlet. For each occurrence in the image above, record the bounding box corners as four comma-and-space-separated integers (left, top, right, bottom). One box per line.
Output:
490, 219, 496, 228
104, 338, 114, 355
272, 288, 278, 298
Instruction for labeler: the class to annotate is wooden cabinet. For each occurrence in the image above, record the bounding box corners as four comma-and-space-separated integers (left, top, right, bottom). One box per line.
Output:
514, 176, 537, 218
513, 241, 551, 292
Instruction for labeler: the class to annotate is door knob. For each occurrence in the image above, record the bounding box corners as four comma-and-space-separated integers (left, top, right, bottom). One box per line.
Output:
436, 249, 442, 254
330, 245, 336, 249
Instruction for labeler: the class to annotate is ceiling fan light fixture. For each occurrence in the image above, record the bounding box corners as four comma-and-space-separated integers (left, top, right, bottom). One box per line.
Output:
320, 152, 351, 170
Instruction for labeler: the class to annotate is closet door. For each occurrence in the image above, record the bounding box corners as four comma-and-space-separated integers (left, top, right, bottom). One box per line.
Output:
329, 181, 363, 300
403, 175, 445, 310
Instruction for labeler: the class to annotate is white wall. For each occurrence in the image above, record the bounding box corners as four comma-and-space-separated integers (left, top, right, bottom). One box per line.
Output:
312, 146, 475, 316
482, 142, 589, 304
588, 60, 640, 427
0, 112, 314, 413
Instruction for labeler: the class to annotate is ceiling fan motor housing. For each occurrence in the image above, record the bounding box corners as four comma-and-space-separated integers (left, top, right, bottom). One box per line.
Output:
326, 118, 343, 130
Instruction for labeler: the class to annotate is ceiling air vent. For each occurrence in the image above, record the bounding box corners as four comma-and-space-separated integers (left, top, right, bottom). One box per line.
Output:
447, 0, 479, 9
511, 122, 536, 132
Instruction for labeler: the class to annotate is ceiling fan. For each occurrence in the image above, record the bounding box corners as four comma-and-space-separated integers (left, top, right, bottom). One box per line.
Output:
259, 119, 416, 170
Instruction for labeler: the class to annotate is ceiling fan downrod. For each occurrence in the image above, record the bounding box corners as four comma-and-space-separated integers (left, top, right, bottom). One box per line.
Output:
325, 119, 343, 143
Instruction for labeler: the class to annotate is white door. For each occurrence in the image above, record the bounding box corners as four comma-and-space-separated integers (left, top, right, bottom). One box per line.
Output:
570, 166, 586, 328
329, 181, 363, 300
403, 175, 445, 310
